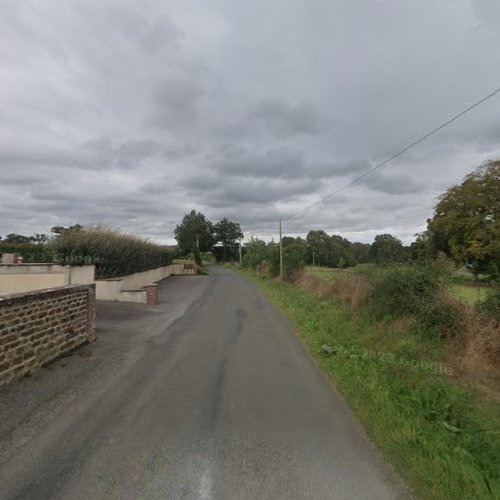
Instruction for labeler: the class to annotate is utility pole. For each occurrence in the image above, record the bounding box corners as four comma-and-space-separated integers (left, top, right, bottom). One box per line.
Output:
312, 252, 315, 267
279, 219, 283, 280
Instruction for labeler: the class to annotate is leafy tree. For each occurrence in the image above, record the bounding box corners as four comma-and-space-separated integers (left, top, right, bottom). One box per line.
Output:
370, 234, 406, 265
51, 224, 83, 235
329, 235, 355, 267
352, 242, 371, 264
32, 233, 49, 245
174, 210, 214, 255
243, 237, 268, 269
3, 233, 32, 244
306, 230, 331, 266
427, 160, 500, 278
213, 217, 243, 261
410, 231, 435, 261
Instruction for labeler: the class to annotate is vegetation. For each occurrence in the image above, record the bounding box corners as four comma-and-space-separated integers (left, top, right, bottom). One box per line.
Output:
240, 268, 500, 499
174, 210, 215, 257
174, 210, 243, 263
427, 160, 499, 279
48, 227, 173, 279
0, 242, 53, 263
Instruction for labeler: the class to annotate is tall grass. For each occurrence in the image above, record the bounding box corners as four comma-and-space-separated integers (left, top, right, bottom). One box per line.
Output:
242, 269, 500, 499
48, 227, 173, 279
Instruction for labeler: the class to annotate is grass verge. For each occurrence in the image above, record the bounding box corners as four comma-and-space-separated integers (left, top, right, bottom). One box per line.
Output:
240, 268, 500, 500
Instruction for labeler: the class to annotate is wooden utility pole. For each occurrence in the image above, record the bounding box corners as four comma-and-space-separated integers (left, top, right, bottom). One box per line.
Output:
279, 220, 283, 280
239, 238, 243, 268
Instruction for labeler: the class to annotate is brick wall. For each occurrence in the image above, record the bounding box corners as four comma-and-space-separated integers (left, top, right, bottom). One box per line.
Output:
143, 284, 158, 305
0, 284, 96, 388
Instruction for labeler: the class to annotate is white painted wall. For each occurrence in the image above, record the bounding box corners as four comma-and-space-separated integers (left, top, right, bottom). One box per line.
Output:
0, 264, 96, 296
69, 265, 95, 285
0, 262, 194, 301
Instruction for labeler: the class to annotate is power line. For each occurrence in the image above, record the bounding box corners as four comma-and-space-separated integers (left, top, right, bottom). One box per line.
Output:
282, 84, 500, 222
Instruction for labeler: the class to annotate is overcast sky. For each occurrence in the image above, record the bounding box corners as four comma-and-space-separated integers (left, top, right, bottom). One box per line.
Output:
1, 0, 500, 245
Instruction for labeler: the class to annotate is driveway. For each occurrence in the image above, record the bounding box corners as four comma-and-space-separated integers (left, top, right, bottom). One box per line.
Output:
0, 267, 408, 499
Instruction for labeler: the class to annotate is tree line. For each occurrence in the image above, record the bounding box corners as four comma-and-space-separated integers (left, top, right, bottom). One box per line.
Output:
244, 160, 499, 280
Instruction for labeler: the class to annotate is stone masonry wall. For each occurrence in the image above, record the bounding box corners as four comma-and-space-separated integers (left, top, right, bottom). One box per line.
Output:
0, 284, 96, 388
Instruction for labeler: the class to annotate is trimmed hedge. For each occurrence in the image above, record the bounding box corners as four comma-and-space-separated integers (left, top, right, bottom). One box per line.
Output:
48, 228, 173, 279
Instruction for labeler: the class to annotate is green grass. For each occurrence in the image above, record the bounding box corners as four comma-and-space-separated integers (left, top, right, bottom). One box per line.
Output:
449, 284, 490, 304
240, 269, 500, 500
305, 266, 340, 280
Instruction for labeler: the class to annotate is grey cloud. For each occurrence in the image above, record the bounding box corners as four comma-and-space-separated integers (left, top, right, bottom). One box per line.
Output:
360, 172, 426, 195
145, 77, 205, 130
208, 146, 306, 179
249, 98, 321, 137
1, 0, 500, 245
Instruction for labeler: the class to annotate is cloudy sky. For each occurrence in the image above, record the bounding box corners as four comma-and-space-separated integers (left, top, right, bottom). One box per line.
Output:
1, 0, 500, 244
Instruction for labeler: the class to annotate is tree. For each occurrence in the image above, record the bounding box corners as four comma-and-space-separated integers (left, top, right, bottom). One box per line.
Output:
306, 230, 331, 266
329, 235, 355, 267
352, 242, 371, 264
243, 236, 268, 269
174, 210, 215, 255
32, 233, 49, 245
213, 218, 243, 261
51, 224, 83, 236
427, 160, 500, 278
409, 231, 435, 261
3, 233, 32, 244
370, 234, 406, 265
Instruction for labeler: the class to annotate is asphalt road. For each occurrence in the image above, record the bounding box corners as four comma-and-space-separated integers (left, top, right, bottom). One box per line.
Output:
0, 266, 409, 499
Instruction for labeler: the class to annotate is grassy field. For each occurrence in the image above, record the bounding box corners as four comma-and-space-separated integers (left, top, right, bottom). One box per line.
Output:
240, 269, 500, 500
306, 265, 490, 305
448, 283, 489, 304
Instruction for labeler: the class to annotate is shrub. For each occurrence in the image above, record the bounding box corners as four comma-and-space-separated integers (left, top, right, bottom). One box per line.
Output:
478, 283, 500, 321
371, 264, 443, 316
416, 293, 468, 339
283, 243, 306, 280
0, 243, 54, 263
48, 227, 173, 279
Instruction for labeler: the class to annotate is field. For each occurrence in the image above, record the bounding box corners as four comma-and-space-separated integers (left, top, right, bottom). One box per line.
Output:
240, 267, 500, 500
306, 265, 491, 305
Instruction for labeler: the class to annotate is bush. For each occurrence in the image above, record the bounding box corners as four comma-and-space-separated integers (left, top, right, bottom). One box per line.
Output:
371, 264, 443, 316
48, 227, 173, 279
0, 243, 54, 263
283, 243, 305, 280
478, 284, 500, 321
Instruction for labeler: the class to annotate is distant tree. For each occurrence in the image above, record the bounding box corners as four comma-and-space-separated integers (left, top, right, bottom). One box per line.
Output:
213, 217, 243, 261
427, 160, 500, 278
409, 231, 435, 261
3, 233, 32, 244
51, 224, 83, 236
351, 242, 371, 264
306, 230, 331, 266
32, 233, 49, 245
329, 235, 355, 267
243, 236, 268, 269
370, 234, 406, 265
174, 210, 214, 255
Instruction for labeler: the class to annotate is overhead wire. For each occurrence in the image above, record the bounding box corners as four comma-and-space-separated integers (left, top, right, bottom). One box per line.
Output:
282, 84, 500, 222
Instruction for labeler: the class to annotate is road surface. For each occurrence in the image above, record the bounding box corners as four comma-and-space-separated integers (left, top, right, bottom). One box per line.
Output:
0, 266, 408, 499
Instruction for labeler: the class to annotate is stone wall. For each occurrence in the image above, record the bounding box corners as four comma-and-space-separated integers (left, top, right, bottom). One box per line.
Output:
0, 284, 96, 388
